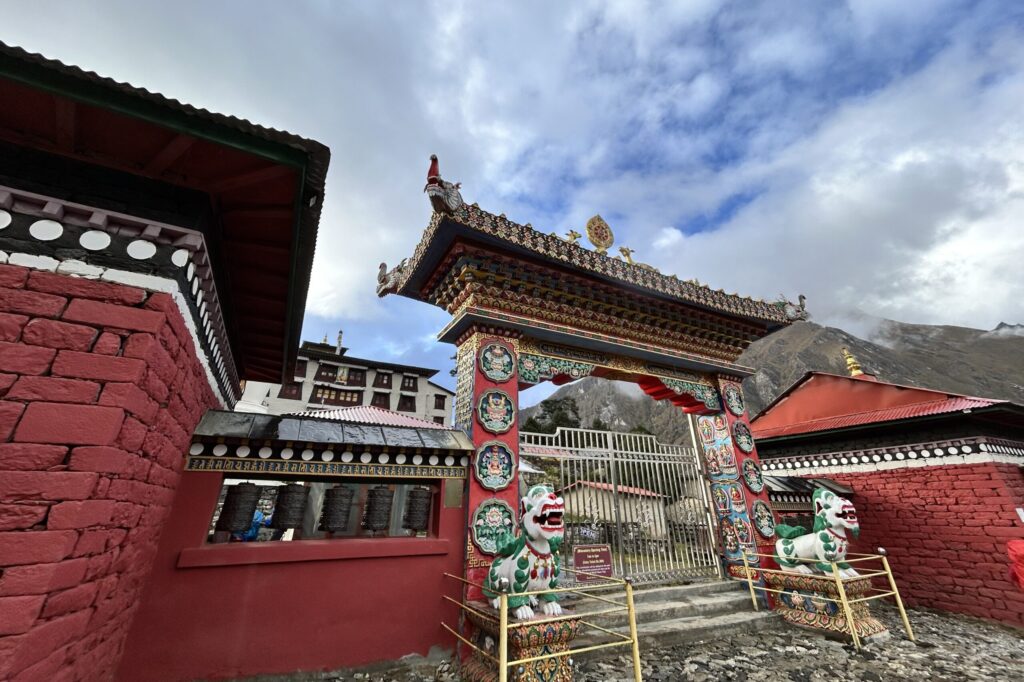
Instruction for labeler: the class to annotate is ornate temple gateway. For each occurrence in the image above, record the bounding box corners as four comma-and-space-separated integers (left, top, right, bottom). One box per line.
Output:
380, 158, 807, 602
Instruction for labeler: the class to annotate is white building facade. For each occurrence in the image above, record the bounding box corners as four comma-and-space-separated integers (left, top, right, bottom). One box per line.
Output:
237, 336, 454, 425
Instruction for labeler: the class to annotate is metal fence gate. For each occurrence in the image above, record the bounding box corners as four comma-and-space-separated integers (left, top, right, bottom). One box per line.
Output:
519, 427, 720, 584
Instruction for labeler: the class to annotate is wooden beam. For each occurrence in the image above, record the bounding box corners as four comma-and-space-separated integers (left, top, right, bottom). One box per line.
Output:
210, 164, 293, 194
54, 97, 76, 151
144, 133, 195, 175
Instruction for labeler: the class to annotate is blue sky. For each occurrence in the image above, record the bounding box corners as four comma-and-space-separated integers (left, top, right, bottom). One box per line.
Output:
3, 1, 1023, 404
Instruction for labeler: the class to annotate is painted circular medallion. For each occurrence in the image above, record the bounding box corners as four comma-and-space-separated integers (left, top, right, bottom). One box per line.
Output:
732, 421, 754, 454
471, 498, 515, 555
724, 384, 745, 416
474, 441, 515, 491
477, 390, 516, 434
479, 342, 515, 383
585, 214, 614, 252
752, 500, 775, 539
742, 458, 764, 494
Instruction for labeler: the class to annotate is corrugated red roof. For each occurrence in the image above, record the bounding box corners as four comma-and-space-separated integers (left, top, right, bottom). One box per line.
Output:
753, 395, 1002, 439
288, 405, 449, 429
560, 480, 663, 498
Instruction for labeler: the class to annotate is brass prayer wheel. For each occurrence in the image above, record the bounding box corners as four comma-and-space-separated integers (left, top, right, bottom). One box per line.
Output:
270, 483, 307, 530
362, 485, 394, 532
402, 487, 432, 532
319, 485, 355, 532
215, 482, 260, 533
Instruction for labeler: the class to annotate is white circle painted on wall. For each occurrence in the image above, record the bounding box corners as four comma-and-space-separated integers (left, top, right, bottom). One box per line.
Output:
29, 219, 64, 241
300, 449, 314, 461
321, 451, 334, 462
258, 447, 273, 459
235, 446, 250, 457
280, 448, 294, 460
212, 444, 227, 456
171, 248, 190, 267
188, 443, 204, 455
127, 239, 157, 260
79, 230, 112, 251
341, 451, 354, 463
0, 210, 11, 229
395, 454, 406, 464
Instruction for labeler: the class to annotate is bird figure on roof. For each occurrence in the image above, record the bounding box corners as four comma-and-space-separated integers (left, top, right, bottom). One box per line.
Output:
564, 229, 582, 244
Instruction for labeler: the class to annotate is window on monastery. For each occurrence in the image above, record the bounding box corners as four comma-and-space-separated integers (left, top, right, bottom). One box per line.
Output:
397, 395, 416, 412
294, 359, 308, 379
347, 368, 366, 387
314, 363, 338, 383
277, 382, 302, 400
433, 416, 445, 425
401, 375, 418, 391
433, 394, 447, 410
206, 479, 440, 543
310, 387, 361, 406
373, 372, 392, 389
371, 392, 390, 409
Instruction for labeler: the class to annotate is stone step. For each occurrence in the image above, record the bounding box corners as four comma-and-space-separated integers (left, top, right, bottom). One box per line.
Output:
628, 579, 743, 605
573, 610, 779, 661
561, 589, 752, 630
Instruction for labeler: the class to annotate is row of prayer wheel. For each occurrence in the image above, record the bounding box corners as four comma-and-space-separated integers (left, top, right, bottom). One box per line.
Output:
215, 483, 433, 534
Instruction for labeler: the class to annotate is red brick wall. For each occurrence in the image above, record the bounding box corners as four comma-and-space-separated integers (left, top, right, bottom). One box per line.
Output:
825, 462, 1024, 627
0, 263, 220, 681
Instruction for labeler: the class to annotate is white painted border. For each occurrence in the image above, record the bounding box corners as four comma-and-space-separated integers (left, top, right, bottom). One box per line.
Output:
768, 451, 1022, 476
5, 251, 228, 409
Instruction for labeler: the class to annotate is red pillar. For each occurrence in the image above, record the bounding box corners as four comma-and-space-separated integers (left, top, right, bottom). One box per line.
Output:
693, 375, 779, 576
455, 333, 521, 601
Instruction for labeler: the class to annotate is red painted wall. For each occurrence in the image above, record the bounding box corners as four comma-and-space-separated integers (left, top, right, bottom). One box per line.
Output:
823, 462, 1024, 627
117, 473, 464, 681
0, 263, 219, 681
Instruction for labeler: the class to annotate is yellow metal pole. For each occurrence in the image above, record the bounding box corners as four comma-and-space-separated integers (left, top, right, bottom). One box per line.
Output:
498, 593, 509, 682
879, 550, 915, 642
832, 562, 861, 651
741, 552, 759, 612
625, 579, 643, 682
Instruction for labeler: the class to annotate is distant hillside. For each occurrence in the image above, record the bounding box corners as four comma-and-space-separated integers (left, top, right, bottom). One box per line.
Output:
521, 319, 1024, 443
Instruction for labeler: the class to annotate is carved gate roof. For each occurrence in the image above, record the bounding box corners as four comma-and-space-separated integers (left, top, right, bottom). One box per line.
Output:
383, 197, 804, 375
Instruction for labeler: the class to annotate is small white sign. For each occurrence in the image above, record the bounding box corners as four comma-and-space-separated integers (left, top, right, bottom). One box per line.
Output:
1017, 507, 1024, 524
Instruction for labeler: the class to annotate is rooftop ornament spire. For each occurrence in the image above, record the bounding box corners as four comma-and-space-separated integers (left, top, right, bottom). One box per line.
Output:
842, 347, 865, 377
423, 154, 463, 214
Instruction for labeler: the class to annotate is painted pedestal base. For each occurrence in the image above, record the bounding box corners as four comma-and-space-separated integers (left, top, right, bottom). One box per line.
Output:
460, 602, 583, 682
765, 573, 888, 642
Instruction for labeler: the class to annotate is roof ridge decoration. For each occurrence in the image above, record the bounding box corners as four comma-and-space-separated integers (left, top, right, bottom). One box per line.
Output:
377, 155, 808, 326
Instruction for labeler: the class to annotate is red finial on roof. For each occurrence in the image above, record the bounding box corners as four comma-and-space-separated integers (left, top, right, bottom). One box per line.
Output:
427, 154, 440, 186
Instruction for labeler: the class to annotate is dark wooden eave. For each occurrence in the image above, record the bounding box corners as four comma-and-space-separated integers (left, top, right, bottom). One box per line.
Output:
0, 41, 330, 385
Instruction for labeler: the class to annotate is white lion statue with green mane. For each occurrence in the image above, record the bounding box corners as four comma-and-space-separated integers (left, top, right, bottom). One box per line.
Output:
483, 484, 565, 620
775, 488, 860, 579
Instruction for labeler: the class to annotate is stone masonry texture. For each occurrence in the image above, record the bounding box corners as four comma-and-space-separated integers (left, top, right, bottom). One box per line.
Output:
0, 263, 220, 681
819, 461, 1024, 628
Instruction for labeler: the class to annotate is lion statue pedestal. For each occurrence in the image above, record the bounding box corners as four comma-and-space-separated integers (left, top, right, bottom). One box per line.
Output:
459, 604, 583, 682
766, 572, 888, 642
770, 488, 888, 642
460, 484, 585, 681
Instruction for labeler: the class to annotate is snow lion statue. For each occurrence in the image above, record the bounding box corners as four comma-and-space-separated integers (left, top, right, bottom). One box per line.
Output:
483, 484, 565, 620
775, 488, 860, 578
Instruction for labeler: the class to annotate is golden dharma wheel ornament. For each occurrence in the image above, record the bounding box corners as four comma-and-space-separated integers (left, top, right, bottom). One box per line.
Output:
585, 214, 614, 254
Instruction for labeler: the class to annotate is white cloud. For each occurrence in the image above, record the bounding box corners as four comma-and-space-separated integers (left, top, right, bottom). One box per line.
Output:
1, 0, 1020, 395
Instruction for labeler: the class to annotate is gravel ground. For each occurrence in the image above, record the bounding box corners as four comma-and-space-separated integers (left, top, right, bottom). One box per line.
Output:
576, 603, 1024, 682
324, 603, 1024, 682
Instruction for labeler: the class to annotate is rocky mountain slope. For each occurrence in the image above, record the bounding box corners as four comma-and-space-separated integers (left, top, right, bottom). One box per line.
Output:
521, 319, 1024, 444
